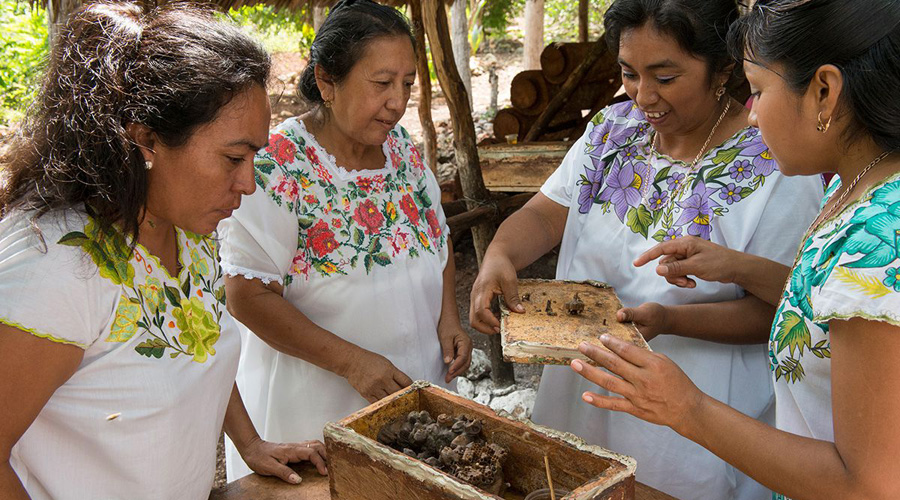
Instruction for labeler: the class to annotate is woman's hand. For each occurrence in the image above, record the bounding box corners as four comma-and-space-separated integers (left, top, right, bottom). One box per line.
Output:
437, 322, 473, 383
343, 349, 413, 403
633, 236, 738, 288
616, 302, 671, 342
570, 335, 706, 436
241, 437, 328, 484
469, 251, 525, 334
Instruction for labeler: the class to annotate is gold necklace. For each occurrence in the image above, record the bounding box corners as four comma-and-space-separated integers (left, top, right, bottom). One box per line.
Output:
776, 149, 894, 309
648, 99, 732, 206
804, 150, 893, 238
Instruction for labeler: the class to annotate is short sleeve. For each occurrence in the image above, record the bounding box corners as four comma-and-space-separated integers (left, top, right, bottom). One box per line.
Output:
0, 211, 117, 348
540, 123, 594, 208
809, 178, 900, 327
218, 184, 299, 285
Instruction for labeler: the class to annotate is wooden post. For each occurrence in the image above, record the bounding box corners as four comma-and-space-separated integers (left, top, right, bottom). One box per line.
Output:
524, 39, 607, 142
312, 3, 326, 31
578, 0, 589, 43
410, 0, 438, 174
422, 0, 515, 387
450, 0, 472, 106
523, 0, 544, 70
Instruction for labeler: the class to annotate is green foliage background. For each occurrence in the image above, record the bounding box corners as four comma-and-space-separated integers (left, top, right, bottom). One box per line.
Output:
0, 0, 48, 126
222, 4, 315, 54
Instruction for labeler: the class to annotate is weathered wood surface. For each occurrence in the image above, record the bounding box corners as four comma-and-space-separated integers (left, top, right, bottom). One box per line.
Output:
209, 461, 679, 499
478, 142, 571, 192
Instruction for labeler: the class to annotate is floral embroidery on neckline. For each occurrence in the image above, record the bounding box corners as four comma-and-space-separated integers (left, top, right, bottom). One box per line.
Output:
577, 103, 777, 241
254, 124, 443, 283
57, 220, 226, 363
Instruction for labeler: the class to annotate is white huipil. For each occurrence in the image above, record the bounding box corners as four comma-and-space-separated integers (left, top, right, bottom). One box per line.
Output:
530, 102, 825, 500
220, 119, 452, 481
0, 209, 239, 500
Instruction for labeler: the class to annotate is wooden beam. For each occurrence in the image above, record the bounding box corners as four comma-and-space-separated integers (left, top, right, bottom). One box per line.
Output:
446, 192, 534, 236
523, 38, 607, 143
409, 0, 438, 174
422, 0, 515, 387
578, 0, 589, 43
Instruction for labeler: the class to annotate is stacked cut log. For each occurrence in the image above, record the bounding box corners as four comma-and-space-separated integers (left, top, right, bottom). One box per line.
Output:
493, 38, 621, 143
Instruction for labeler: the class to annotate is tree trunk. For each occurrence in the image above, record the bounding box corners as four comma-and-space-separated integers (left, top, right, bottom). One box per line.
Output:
410, 0, 438, 174
422, 0, 515, 387
523, 0, 544, 70
450, 0, 473, 106
47, 0, 80, 44
313, 4, 327, 31
578, 0, 589, 43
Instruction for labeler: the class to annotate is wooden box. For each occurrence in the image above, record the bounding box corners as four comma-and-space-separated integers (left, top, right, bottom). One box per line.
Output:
324, 381, 636, 500
478, 142, 572, 192
500, 279, 650, 365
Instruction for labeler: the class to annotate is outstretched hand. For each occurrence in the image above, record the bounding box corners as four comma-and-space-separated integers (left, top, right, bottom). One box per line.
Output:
242, 438, 328, 484
634, 236, 738, 288
570, 335, 706, 436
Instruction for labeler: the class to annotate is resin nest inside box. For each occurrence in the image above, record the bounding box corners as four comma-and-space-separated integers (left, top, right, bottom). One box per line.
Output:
324, 381, 637, 500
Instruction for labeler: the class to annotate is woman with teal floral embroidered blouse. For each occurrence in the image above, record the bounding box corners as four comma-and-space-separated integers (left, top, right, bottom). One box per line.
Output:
218, 0, 472, 481
0, 5, 325, 499
571, 1, 900, 499
469, 1, 825, 499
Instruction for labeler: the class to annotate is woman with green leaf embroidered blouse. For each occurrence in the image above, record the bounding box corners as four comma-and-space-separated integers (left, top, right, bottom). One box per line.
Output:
0, 4, 325, 499
570, 1, 900, 499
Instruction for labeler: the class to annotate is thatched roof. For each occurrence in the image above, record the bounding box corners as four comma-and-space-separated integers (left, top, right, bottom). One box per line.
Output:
36, 0, 413, 14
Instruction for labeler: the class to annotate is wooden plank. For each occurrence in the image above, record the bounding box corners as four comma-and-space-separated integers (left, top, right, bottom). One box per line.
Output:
478, 142, 571, 192
210, 466, 679, 500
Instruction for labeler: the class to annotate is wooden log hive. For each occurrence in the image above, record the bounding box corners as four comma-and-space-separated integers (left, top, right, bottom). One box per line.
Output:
492, 36, 621, 145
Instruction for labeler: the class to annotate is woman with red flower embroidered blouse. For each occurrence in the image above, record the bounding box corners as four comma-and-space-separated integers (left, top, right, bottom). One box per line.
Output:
218, 0, 473, 481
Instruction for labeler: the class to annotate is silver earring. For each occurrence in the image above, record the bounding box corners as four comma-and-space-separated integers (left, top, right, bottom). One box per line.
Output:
145, 161, 152, 170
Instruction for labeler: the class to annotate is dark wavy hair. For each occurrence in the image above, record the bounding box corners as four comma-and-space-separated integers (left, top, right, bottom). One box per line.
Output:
0, 2, 271, 243
298, 0, 414, 105
604, 0, 742, 91
729, 0, 900, 151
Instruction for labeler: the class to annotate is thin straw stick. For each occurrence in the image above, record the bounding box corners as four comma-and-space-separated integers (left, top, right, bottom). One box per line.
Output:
543, 454, 556, 500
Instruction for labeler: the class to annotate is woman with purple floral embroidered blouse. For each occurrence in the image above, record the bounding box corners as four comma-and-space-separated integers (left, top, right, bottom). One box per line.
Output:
469, 1, 823, 499
218, 0, 472, 481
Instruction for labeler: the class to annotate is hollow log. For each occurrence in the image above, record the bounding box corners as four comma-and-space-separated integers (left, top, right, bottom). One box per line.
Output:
493, 108, 582, 143
540, 40, 617, 85
510, 68, 620, 116
525, 39, 609, 143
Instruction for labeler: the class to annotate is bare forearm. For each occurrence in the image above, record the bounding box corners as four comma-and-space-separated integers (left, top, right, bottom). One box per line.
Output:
486, 195, 566, 271
730, 252, 790, 306
223, 384, 259, 453
683, 395, 884, 500
665, 295, 775, 344
225, 278, 362, 377
0, 464, 28, 500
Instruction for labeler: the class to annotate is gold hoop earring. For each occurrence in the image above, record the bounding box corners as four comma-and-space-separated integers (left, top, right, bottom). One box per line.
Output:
715, 86, 726, 102
145, 161, 153, 170
817, 112, 832, 133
